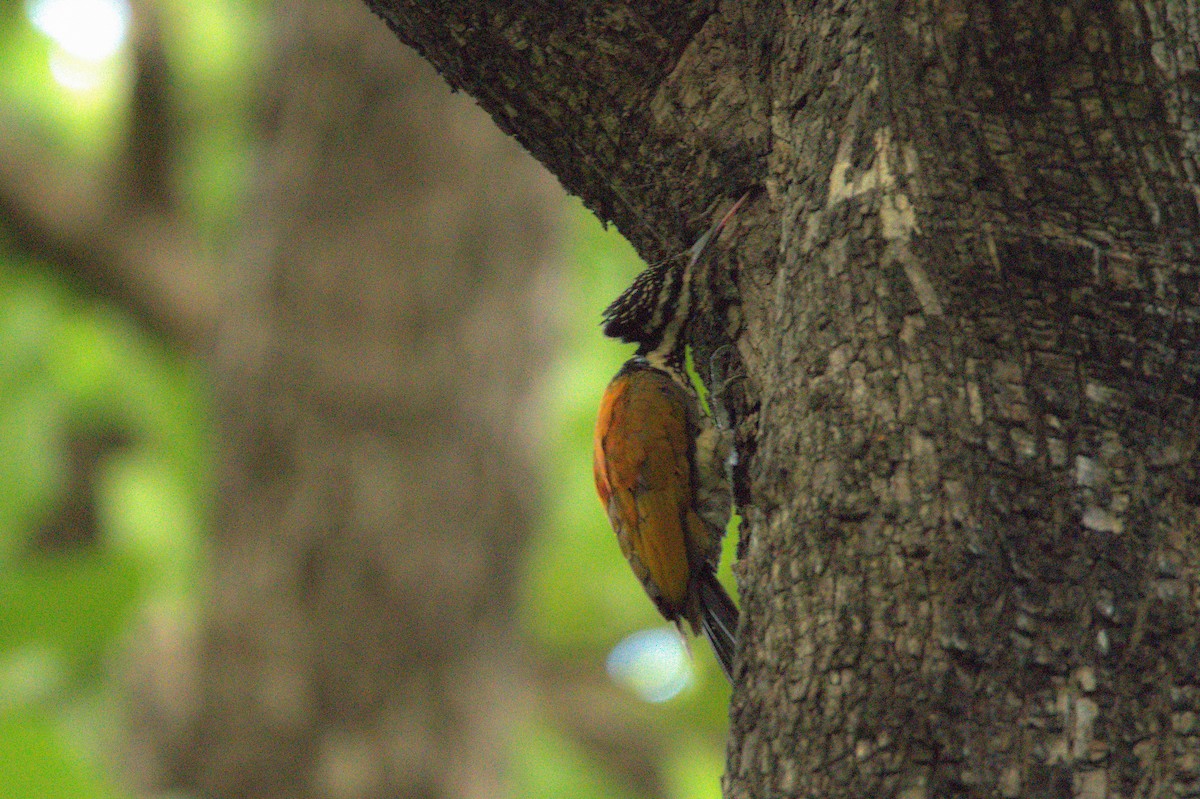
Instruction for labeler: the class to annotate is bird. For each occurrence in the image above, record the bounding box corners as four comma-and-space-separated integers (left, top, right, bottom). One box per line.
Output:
593, 193, 748, 681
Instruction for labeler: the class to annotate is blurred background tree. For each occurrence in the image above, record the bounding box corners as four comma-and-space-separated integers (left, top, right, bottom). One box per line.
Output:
0, 1, 736, 798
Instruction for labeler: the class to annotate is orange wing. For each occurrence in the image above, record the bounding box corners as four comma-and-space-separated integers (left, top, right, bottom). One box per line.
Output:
594, 365, 693, 618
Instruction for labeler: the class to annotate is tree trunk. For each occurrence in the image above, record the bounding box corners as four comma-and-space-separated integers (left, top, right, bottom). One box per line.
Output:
128, 2, 563, 797
364, 1, 1200, 796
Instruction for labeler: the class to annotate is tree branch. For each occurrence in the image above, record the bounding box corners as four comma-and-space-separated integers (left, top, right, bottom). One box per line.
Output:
362, 0, 768, 262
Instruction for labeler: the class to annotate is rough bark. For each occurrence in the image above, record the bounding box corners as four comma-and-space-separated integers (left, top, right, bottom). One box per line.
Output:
120, 2, 563, 798
364, 1, 1200, 797
364, 0, 771, 268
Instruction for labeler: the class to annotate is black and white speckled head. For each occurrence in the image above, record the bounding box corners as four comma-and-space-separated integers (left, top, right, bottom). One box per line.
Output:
600, 191, 750, 364
601, 257, 684, 350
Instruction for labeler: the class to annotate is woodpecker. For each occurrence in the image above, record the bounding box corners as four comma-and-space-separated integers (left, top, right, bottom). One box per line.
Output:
593, 193, 748, 681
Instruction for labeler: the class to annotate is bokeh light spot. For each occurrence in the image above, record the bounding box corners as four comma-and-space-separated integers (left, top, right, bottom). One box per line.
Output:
28, 0, 130, 61
606, 627, 692, 703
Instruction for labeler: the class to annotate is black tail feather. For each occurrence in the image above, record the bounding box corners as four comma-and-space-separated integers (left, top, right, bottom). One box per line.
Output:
697, 568, 739, 681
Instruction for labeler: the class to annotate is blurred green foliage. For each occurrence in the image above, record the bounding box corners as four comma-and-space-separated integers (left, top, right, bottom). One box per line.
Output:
511, 717, 641, 799
161, 1, 262, 239
0, 2, 228, 796
0, 2, 735, 798
0, 253, 210, 799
